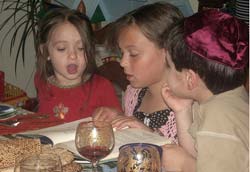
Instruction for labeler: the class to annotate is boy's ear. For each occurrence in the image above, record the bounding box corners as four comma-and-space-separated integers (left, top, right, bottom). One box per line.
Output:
185, 69, 198, 90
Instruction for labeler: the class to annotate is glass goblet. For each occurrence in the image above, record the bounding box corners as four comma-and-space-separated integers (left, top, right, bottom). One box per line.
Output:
117, 143, 162, 172
14, 153, 62, 172
75, 121, 115, 172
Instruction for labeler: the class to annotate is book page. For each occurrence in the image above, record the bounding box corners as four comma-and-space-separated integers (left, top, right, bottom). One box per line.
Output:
24, 117, 91, 144
23, 120, 171, 161
55, 128, 171, 161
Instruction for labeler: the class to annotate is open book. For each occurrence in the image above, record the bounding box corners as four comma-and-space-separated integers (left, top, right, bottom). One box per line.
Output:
23, 118, 171, 162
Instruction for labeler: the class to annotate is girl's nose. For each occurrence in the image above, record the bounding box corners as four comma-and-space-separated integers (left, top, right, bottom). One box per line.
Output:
69, 51, 77, 60
120, 55, 127, 68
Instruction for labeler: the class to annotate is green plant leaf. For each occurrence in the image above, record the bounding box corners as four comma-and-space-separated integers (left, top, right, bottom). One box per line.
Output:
0, 0, 66, 74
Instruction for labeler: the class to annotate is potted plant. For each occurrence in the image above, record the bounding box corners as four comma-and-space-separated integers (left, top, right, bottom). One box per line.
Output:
0, 0, 65, 73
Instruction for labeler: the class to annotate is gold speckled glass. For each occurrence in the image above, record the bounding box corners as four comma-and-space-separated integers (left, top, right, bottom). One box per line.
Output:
117, 143, 162, 172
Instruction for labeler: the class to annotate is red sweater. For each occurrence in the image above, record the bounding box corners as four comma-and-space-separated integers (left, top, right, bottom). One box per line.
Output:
35, 73, 122, 122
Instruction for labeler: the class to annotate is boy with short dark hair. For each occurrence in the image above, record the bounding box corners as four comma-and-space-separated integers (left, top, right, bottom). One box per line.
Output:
161, 9, 249, 172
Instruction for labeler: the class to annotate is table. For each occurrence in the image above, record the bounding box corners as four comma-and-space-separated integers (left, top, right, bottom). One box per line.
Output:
0, 110, 64, 135
0, 108, 117, 172
81, 161, 117, 172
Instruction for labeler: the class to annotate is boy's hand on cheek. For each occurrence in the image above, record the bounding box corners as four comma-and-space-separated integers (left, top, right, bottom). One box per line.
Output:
161, 84, 193, 114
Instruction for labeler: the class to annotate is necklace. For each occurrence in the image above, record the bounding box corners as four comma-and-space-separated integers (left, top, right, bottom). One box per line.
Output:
47, 76, 82, 89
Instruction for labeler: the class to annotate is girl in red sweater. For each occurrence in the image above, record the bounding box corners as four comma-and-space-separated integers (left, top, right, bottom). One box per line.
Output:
35, 8, 121, 122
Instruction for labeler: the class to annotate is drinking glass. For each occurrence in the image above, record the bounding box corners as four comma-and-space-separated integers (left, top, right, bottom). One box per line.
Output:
75, 121, 115, 172
117, 143, 162, 172
14, 153, 62, 172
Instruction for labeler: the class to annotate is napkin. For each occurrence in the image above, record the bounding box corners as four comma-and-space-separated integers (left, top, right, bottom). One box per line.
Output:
0, 113, 64, 135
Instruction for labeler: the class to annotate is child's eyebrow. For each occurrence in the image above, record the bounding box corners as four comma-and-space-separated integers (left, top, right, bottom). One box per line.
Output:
51, 40, 67, 45
119, 45, 137, 50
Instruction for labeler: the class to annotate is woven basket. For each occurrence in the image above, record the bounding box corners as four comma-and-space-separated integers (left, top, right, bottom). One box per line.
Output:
2, 82, 29, 107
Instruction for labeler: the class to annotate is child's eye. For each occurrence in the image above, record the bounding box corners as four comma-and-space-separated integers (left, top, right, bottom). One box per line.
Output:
78, 47, 84, 51
129, 53, 139, 58
57, 48, 65, 51
128, 50, 139, 58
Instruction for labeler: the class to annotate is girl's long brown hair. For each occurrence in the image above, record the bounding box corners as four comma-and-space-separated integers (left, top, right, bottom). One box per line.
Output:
36, 8, 97, 83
